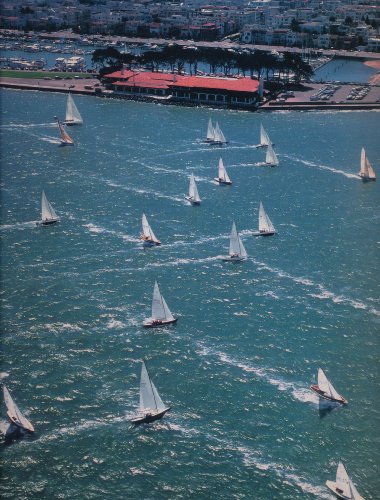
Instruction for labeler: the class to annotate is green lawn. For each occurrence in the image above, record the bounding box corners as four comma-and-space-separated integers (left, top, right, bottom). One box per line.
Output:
0, 70, 96, 79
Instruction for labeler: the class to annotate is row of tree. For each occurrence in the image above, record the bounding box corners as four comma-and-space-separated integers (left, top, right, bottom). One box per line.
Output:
92, 44, 314, 84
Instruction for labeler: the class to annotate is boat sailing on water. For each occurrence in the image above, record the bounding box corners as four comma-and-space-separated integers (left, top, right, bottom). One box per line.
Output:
310, 368, 348, 405
254, 201, 276, 236
54, 116, 74, 146
358, 147, 376, 182
265, 142, 279, 166
143, 281, 178, 328
186, 174, 201, 205
326, 462, 364, 500
37, 190, 59, 225
3, 386, 35, 433
204, 119, 227, 145
140, 213, 161, 247
63, 93, 83, 126
257, 123, 272, 148
131, 360, 171, 425
214, 157, 232, 185
222, 222, 248, 262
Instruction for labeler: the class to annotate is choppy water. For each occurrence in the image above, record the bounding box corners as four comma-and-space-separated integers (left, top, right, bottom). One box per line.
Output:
1, 89, 379, 499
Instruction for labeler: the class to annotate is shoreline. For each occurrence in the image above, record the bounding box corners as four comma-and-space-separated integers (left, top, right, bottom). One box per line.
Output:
1, 77, 380, 112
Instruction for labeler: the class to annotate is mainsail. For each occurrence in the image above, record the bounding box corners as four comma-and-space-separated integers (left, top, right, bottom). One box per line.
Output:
258, 202, 275, 233
139, 361, 166, 412
41, 190, 58, 222
188, 174, 201, 203
65, 94, 83, 125
206, 118, 215, 141
142, 213, 159, 243
359, 147, 376, 180
229, 222, 248, 259
218, 158, 232, 184
260, 124, 271, 147
318, 368, 343, 401
55, 116, 74, 145
265, 143, 278, 166
151, 281, 175, 322
3, 386, 34, 432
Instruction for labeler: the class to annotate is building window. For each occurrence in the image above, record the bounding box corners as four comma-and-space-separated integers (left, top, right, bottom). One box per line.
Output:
208, 94, 215, 101
199, 93, 206, 101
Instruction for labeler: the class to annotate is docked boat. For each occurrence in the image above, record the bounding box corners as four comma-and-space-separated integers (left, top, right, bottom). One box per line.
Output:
358, 147, 376, 182
256, 201, 276, 236
257, 123, 272, 148
265, 142, 279, 166
63, 94, 83, 126
140, 213, 161, 247
143, 281, 177, 328
214, 157, 232, 185
54, 116, 74, 146
222, 222, 248, 262
36, 190, 59, 226
131, 360, 171, 425
3, 386, 35, 433
186, 174, 201, 205
310, 368, 348, 405
326, 462, 364, 500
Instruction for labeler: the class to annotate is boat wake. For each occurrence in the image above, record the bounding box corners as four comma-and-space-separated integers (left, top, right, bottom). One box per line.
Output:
284, 154, 359, 179
83, 223, 139, 243
0, 221, 38, 231
40, 136, 62, 145
254, 259, 379, 316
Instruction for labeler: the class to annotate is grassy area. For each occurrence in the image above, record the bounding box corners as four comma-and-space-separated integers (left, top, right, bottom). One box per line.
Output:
0, 70, 96, 79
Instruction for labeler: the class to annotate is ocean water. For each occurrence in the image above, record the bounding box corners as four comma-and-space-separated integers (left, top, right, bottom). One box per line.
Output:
1, 89, 379, 499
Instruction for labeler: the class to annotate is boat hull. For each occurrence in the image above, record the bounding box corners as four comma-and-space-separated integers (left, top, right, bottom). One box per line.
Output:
143, 318, 178, 328
186, 196, 201, 205
63, 120, 82, 126
325, 480, 362, 500
221, 255, 246, 262
259, 230, 276, 236
59, 141, 74, 147
36, 219, 59, 226
310, 385, 347, 404
359, 175, 376, 182
141, 239, 161, 247
7, 413, 35, 433
131, 407, 171, 425
214, 178, 232, 185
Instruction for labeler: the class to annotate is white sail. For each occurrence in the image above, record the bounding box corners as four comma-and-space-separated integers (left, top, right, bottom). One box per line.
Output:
217, 157, 232, 183
65, 94, 83, 124
206, 118, 215, 141
214, 122, 227, 144
142, 213, 159, 243
139, 361, 166, 412
41, 190, 58, 222
266, 143, 278, 166
151, 281, 175, 322
55, 116, 74, 145
335, 463, 363, 500
258, 202, 275, 233
229, 222, 247, 259
359, 147, 376, 180
318, 368, 343, 401
3, 386, 34, 432
188, 174, 201, 203
260, 124, 271, 147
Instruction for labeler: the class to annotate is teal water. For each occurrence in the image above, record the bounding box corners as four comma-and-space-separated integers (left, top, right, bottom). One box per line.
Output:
313, 57, 377, 83
1, 90, 379, 499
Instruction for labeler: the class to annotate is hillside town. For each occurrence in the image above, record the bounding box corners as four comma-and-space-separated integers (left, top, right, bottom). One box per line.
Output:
1, 0, 379, 52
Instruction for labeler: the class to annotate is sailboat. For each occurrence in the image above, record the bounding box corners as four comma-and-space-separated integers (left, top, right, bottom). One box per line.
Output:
140, 213, 161, 247
265, 142, 279, 166
310, 368, 348, 405
222, 222, 248, 262
3, 386, 35, 433
186, 174, 201, 205
326, 462, 364, 500
212, 121, 228, 145
36, 190, 59, 225
131, 360, 171, 424
257, 123, 272, 148
358, 147, 376, 182
214, 157, 232, 185
256, 201, 276, 236
63, 93, 83, 126
143, 281, 178, 328
54, 116, 74, 146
